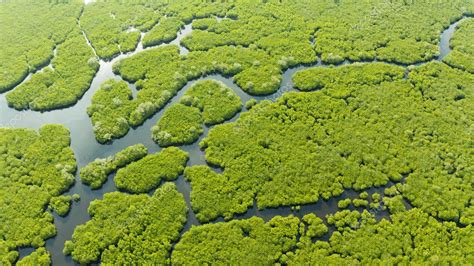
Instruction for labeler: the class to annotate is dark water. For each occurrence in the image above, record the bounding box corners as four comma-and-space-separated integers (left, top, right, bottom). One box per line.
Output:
0, 16, 468, 265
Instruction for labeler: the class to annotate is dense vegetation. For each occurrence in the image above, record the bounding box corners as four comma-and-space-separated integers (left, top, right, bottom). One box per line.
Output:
80, 2, 159, 60
288, 209, 474, 264
115, 147, 188, 193
64, 183, 187, 265
181, 80, 242, 125
85, 0, 474, 142
0, 125, 76, 264
0, 1, 81, 93
87, 80, 135, 143
193, 61, 472, 223
80, 144, 148, 189
173, 209, 473, 265
142, 17, 184, 48
292, 62, 405, 91
6, 30, 99, 111
49, 195, 74, 217
2, 1, 474, 265
151, 80, 241, 147
16, 248, 50, 266
152, 104, 204, 147
310, 1, 469, 64
443, 18, 474, 73
172, 216, 300, 265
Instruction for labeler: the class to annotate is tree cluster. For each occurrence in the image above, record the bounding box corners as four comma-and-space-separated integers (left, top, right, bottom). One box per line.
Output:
80, 144, 148, 189
152, 104, 204, 147
443, 18, 474, 73
63, 183, 187, 265
115, 147, 189, 193
80, 2, 159, 60
288, 209, 474, 265
0, 1, 81, 93
172, 216, 300, 265
292, 62, 405, 91
6, 30, 99, 111
192, 62, 472, 223
0, 125, 76, 264
142, 17, 184, 48
180, 80, 242, 125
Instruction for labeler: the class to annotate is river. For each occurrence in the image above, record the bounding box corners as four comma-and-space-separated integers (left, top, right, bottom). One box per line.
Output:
1, 14, 470, 265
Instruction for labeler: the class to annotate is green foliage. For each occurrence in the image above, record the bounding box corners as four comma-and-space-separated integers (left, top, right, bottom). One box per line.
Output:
72, 193, 80, 202
81, 2, 159, 60
401, 62, 474, 224
0, 125, 76, 262
288, 209, 474, 265
172, 216, 300, 265
0, 1, 81, 92
180, 80, 242, 125
184, 165, 252, 222
49, 195, 72, 217
16, 247, 50, 266
443, 18, 474, 73
152, 104, 204, 147
245, 98, 258, 110
312, 1, 465, 64
292, 62, 405, 91
87, 80, 135, 143
142, 17, 184, 48
371, 193, 381, 202
3, 2, 474, 263
326, 210, 375, 232
383, 195, 407, 214
101, 43, 284, 141
352, 199, 369, 208
196, 61, 473, 223
301, 214, 328, 239
6, 30, 99, 111
337, 198, 352, 209
64, 183, 187, 265
115, 147, 189, 193
0, 241, 17, 265
80, 144, 148, 189
384, 185, 401, 197
182, 9, 317, 66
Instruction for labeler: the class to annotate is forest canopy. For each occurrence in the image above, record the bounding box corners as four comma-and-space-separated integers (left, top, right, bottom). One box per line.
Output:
1, 0, 474, 265
0, 125, 76, 264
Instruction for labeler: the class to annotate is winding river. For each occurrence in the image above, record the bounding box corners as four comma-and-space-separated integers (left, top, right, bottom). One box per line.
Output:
0, 15, 470, 265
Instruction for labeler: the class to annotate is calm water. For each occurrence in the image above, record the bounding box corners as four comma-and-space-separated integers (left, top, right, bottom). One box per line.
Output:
1, 15, 468, 265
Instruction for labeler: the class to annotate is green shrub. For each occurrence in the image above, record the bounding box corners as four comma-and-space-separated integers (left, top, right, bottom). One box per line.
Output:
16, 248, 50, 266
152, 104, 204, 147
115, 147, 189, 193
49, 195, 72, 217
64, 183, 187, 265
87, 80, 135, 143
0, 1, 81, 93
337, 198, 352, 209
0, 125, 76, 261
289, 209, 474, 264
80, 144, 148, 189
80, 2, 159, 60
172, 216, 299, 265
142, 17, 184, 48
180, 80, 242, 125
6, 31, 98, 111
292, 62, 405, 92
443, 19, 474, 73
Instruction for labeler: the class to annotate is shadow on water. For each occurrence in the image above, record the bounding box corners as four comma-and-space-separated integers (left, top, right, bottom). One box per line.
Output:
2, 14, 470, 266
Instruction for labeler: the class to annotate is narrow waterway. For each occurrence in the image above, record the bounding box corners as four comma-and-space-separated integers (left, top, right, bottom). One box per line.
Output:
0, 14, 469, 265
